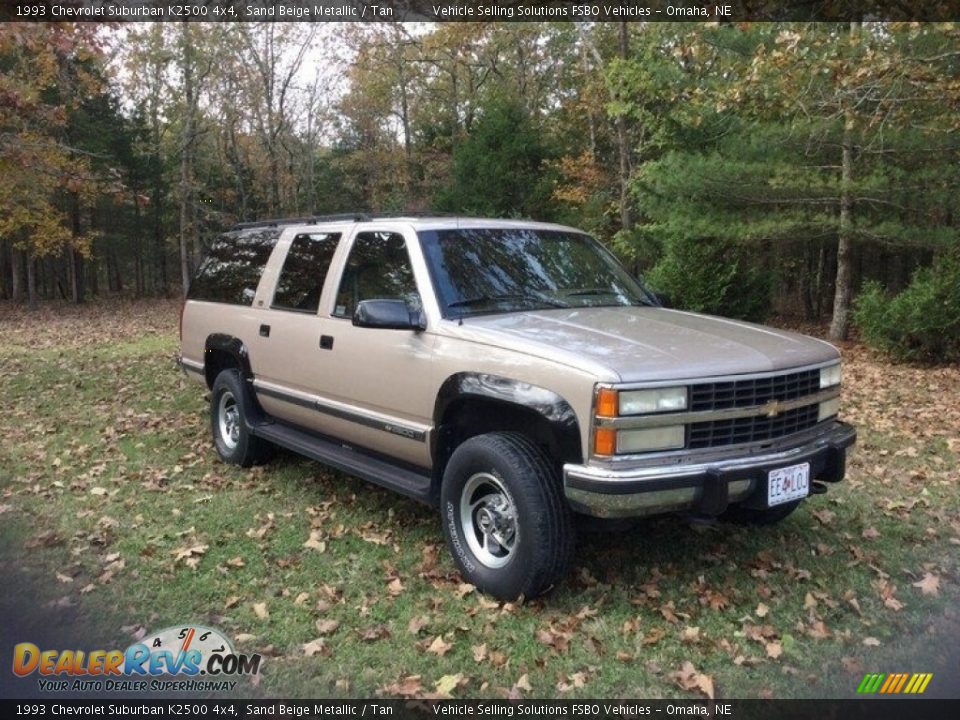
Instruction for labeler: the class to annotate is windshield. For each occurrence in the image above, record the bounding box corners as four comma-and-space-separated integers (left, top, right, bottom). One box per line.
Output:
417, 228, 657, 318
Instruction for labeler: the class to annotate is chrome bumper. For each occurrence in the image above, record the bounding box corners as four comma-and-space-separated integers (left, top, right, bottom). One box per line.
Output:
563, 422, 856, 518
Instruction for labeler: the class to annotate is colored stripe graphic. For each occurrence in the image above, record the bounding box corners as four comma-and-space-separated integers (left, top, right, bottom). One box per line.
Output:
858, 672, 932, 694
857, 673, 885, 693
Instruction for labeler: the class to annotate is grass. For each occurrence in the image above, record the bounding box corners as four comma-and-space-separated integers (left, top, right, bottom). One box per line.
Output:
0, 299, 957, 700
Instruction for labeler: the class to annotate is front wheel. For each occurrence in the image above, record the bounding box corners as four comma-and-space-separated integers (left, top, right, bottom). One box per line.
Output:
440, 432, 573, 600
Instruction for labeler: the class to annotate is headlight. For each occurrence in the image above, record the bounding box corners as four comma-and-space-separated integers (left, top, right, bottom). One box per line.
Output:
820, 363, 841, 388
619, 387, 688, 415
818, 397, 841, 422
616, 426, 685, 453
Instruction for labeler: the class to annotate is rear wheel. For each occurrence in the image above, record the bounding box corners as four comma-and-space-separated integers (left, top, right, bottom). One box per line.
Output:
440, 432, 573, 600
210, 369, 270, 467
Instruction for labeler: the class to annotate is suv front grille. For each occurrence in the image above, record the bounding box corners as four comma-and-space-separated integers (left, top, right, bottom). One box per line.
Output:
687, 404, 820, 449
689, 368, 821, 412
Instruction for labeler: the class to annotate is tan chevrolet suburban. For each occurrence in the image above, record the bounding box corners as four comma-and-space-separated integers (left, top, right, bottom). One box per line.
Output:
179, 214, 856, 600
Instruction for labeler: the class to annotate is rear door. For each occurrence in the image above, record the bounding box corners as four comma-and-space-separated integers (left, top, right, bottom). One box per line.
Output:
249, 227, 344, 430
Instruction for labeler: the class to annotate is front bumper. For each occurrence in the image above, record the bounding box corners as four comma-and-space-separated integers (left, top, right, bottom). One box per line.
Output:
563, 421, 856, 518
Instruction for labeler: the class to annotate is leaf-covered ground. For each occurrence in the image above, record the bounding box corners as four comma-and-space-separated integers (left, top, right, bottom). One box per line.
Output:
1, 300, 958, 700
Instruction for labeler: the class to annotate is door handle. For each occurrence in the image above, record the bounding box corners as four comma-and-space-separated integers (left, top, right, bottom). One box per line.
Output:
259, 324, 271, 337
319, 335, 334, 350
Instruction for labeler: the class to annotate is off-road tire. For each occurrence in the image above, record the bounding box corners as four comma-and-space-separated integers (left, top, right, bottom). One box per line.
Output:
440, 432, 574, 600
210, 369, 270, 467
722, 499, 802, 526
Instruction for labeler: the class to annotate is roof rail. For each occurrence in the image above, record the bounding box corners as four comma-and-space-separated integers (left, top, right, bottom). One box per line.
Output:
229, 211, 472, 231
231, 213, 370, 230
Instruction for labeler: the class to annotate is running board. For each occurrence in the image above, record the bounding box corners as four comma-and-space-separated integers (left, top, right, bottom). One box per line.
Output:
251, 421, 435, 505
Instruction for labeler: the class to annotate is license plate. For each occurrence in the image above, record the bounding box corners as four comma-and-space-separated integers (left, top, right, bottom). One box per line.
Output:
767, 462, 810, 506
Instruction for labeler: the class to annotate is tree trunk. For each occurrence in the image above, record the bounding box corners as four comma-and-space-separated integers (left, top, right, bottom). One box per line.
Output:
828, 21, 860, 341
26, 254, 38, 310
179, 21, 196, 298
11, 247, 24, 302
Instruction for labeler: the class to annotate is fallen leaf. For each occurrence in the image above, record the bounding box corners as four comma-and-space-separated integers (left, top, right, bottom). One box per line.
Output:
681, 626, 701, 644
315, 619, 340, 635
302, 531, 326, 552
294, 592, 310, 606
252, 602, 269, 620
642, 627, 667, 646
766, 641, 783, 659
862, 526, 880, 540
408, 615, 429, 635
427, 635, 453, 656
380, 675, 423, 698
488, 650, 507, 668
359, 624, 391, 642
670, 661, 715, 699
912, 573, 940, 597
433, 673, 465, 698
302, 638, 329, 657
659, 601, 680, 624
387, 578, 404, 597
808, 620, 831, 639
863, 637, 881, 647
472, 643, 487, 663
755, 602, 769, 618
226, 556, 245, 568
514, 673, 533, 692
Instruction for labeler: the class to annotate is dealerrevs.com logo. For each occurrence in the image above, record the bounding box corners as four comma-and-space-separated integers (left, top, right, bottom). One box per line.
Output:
13, 625, 262, 693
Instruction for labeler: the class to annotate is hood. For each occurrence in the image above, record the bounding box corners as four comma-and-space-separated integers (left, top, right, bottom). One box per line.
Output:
459, 307, 839, 383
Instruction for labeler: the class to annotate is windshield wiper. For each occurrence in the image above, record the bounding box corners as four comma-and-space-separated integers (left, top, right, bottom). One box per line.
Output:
563, 287, 655, 307
564, 288, 616, 297
448, 293, 568, 310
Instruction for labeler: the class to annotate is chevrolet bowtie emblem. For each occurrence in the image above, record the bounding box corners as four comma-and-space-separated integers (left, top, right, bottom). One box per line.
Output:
763, 400, 784, 418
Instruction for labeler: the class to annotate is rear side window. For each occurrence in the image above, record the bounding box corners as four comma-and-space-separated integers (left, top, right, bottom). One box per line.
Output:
188, 230, 279, 305
271, 232, 340, 313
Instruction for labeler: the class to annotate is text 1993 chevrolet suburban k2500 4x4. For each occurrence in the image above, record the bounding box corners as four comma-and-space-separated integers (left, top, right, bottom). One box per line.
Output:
179, 214, 856, 600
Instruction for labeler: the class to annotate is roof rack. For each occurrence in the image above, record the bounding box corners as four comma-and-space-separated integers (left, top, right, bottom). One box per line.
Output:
231, 213, 370, 230
230, 211, 468, 231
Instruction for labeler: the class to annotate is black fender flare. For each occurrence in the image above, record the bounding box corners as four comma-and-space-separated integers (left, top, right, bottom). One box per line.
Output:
432, 372, 583, 466
204, 333, 254, 384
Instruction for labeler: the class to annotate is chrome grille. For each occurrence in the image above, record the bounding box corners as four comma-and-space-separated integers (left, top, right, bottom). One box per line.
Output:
689, 368, 820, 412
688, 405, 820, 449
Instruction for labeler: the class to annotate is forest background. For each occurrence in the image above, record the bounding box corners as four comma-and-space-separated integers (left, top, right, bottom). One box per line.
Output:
2, 20, 958, 357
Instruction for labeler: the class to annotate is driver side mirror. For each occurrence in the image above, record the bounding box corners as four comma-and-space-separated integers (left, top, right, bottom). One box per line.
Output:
353, 299, 426, 331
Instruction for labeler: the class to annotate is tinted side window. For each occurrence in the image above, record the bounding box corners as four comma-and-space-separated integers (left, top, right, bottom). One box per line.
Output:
271, 232, 340, 313
333, 232, 420, 318
188, 230, 279, 305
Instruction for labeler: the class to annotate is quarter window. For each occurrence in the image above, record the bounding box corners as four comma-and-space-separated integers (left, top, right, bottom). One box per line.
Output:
333, 232, 420, 318
188, 230, 280, 305
272, 233, 340, 313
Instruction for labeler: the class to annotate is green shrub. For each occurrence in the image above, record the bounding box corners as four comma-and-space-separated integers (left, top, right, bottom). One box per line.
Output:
646, 236, 772, 322
854, 254, 960, 363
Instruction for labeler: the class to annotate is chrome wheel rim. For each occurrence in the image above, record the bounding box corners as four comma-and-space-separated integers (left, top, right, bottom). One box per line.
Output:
218, 391, 240, 450
460, 472, 518, 568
